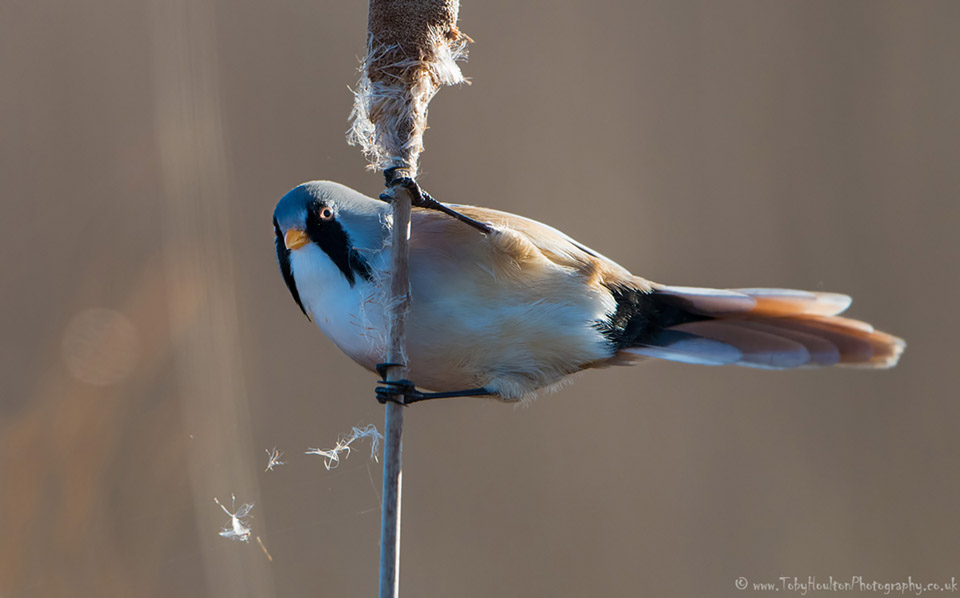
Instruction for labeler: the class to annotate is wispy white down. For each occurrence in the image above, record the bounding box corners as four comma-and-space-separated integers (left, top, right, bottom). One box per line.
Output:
214, 495, 254, 543
306, 424, 384, 471
264, 447, 285, 472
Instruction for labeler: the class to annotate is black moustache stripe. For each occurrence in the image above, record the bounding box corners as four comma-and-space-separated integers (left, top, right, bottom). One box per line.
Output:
304, 203, 372, 287
274, 217, 308, 319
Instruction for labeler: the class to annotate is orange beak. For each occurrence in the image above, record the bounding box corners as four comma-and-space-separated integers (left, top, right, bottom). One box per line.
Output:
284, 228, 309, 251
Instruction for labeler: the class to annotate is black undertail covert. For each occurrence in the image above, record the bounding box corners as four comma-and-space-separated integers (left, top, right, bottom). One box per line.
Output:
598, 284, 708, 351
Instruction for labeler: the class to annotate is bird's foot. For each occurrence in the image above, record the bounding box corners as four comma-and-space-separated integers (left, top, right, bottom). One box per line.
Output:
380, 168, 494, 235
375, 379, 418, 406
375, 375, 492, 405
375, 362, 403, 381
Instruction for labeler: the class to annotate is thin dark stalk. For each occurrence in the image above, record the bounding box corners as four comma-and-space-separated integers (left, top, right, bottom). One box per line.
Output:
379, 181, 412, 598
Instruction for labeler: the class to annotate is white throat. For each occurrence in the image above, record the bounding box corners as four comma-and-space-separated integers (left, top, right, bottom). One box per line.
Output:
290, 244, 387, 367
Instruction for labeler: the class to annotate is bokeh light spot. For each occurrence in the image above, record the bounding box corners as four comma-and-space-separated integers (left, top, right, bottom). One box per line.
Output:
61, 308, 139, 386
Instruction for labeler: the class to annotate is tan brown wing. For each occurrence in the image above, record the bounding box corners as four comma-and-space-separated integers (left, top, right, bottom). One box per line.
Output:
414, 204, 652, 292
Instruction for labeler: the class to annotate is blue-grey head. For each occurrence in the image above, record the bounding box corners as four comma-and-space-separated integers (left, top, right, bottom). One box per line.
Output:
273, 181, 388, 318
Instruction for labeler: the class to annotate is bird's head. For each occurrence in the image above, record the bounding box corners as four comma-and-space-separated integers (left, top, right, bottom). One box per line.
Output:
273, 181, 388, 318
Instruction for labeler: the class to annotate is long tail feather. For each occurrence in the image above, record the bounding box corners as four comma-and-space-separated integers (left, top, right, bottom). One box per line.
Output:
626, 286, 905, 370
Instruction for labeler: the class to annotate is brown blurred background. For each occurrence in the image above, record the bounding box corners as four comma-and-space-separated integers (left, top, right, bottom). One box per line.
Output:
2, 1, 959, 596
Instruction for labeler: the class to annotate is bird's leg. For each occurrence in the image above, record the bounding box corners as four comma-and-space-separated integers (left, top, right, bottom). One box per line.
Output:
374, 365, 491, 404
412, 189, 494, 235
375, 380, 492, 405
381, 168, 494, 235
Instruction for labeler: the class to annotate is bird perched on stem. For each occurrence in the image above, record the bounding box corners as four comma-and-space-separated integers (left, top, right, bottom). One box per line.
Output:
273, 181, 904, 403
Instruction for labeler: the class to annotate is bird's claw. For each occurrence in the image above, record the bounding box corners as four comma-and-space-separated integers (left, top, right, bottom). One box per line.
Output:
375, 362, 404, 381
385, 176, 435, 212
379, 168, 421, 203
392, 176, 422, 204
375, 378, 418, 406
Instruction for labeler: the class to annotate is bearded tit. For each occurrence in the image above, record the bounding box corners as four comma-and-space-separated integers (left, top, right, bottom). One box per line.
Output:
273, 181, 904, 403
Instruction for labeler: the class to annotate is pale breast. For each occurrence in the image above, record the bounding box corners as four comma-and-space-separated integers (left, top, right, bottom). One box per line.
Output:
291, 244, 388, 369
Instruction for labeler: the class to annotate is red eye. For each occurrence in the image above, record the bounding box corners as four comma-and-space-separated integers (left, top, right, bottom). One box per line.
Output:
319, 207, 334, 221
